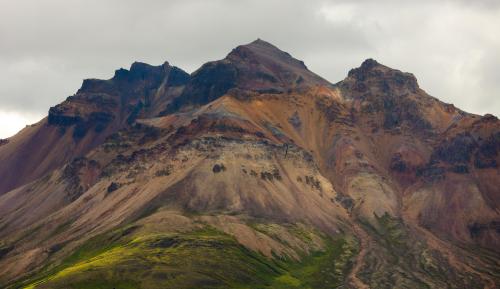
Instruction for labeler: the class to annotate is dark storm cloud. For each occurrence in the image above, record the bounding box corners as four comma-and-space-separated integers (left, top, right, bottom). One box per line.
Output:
0, 0, 499, 137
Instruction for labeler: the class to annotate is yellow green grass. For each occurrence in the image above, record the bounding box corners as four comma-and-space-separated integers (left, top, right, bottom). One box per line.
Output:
18, 225, 356, 289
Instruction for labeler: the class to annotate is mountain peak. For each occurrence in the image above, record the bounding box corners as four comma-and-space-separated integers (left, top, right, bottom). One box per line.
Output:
243, 38, 290, 56
359, 58, 381, 70
248, 38, 276, 47
164, 40, 329, 113
347, 58, 388, 79
344, 58, 419, 95
227, 39, 309, 71
111, 61, 171, 80
2, 40, 500, 289
130, 61, 170, 73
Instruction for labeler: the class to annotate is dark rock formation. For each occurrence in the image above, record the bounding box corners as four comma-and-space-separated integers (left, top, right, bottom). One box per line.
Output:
468, 221, 500, 239
162, 39, 329, 114
390, 153, 407, 172
48, 61, 189, 141
341, 59, 433, 132
164, 61, 238, 114
212, 163, 226, 173
107, 182, 120, 193
416, 165, 445, 183
431, 133, 477, 164
62, 157, 101, 201
344, 58, 418, 95
474, 132, 499, 169
288, 111, 302, 129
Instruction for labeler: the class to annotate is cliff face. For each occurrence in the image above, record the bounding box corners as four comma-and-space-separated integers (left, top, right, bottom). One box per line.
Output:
0, 40, 499, 289
0, 61, 189, 195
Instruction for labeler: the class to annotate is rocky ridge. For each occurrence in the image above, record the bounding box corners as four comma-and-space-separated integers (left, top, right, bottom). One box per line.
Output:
0, 39, 498, 289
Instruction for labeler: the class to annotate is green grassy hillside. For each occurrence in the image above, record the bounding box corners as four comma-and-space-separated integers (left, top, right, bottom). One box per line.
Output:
15, 223, 356, 289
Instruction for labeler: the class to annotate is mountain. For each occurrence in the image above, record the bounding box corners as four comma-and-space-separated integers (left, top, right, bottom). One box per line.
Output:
0, 39, 498, 289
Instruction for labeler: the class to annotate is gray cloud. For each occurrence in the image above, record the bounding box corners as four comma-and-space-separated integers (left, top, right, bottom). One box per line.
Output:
1, 0, 499, 137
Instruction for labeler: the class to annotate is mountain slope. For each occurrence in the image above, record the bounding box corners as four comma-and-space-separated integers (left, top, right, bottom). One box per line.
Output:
0, 62, 189, 195
0, 40, 499, 289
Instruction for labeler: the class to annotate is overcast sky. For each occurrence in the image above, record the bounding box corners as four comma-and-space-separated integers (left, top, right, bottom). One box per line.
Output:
1, 0, 499, 138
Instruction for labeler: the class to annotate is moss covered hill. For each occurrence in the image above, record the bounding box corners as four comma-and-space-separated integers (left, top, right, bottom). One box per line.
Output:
0, 40, 499, 289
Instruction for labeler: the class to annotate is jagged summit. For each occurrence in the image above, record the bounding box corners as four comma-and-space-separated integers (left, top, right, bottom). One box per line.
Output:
163, 39, 330, 113
0, 60, 190, 195
357, 58, 381, 70
0, 40, 499, 289
112, 61, 169, 82
78, 61, 188, 94
347, 58, 417, 86
341, 58, 420, 99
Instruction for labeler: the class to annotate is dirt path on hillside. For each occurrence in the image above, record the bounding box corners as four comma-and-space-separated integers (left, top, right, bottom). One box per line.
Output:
347, 222, 371, 289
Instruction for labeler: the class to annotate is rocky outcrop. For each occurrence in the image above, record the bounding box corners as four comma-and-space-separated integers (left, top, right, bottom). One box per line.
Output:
474, 132, 500, 168
62, 157, 101, 201
342, 59, 419, 97
0, 61, 189, 196
427, 129, 499, 173
163, 39, 329, 114
49, 61, 190, 139
341, 59, 439, 133
164, 61, 238, 113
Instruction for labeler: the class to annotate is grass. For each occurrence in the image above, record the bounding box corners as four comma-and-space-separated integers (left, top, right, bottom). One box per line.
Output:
16, 225, 357, 289
8, 226, 133, 289
265, 236, 357, 289
357, 213, 486, 289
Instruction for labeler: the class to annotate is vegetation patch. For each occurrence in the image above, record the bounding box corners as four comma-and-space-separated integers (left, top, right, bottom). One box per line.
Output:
357, 214, 486, 289
265, 237, 357, 289
17, 224, 356, 289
